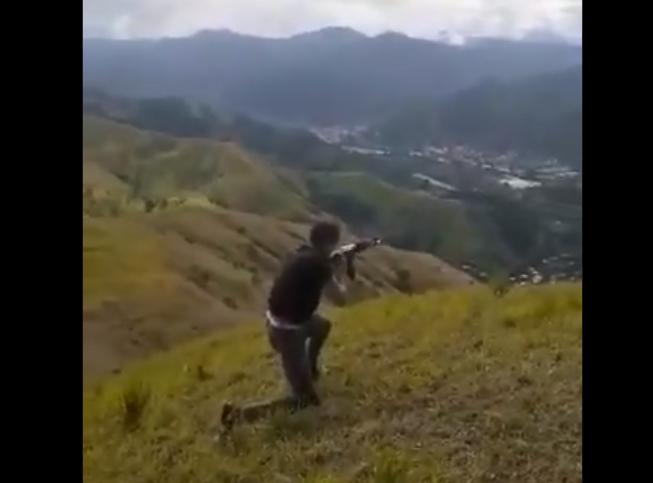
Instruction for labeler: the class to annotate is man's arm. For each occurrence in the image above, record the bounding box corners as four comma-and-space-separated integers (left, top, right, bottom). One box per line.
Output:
321, 255, 348, 305
324, 273, 347, 306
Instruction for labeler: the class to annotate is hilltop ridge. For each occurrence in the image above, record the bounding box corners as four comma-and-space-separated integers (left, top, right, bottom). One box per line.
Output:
83, 283, 583, 483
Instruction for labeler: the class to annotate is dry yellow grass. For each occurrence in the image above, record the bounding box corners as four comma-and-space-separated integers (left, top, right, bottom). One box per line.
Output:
83, 283, 582, 483
83, 160, 128, 192
83, 114, 310, 220
83, 206, 473, 381
83, 218, 171, 305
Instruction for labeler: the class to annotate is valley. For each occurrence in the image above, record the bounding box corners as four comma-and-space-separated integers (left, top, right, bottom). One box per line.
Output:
84, 88, 583, 284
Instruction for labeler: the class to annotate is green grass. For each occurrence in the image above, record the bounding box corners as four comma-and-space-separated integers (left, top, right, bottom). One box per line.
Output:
83, 284, 582, 483
307, 172, 431, 212
306, 172, 482, 263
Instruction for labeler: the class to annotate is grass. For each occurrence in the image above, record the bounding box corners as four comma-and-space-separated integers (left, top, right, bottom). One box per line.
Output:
83, 160, 129, 192
83, 115, 311, 220
83, 217, 173, 307
83, 283, 582, 483
307, 172, 436, 214
83, 206, 473, 380
306, 172, 482, 263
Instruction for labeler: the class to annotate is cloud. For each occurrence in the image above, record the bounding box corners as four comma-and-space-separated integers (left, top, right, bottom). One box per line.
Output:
83, 0, 582, 41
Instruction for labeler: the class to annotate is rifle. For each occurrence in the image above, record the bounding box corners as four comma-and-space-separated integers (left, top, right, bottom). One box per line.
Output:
330, 238, 382, 280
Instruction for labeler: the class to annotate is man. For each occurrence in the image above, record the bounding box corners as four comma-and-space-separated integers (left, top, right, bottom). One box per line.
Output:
220, 220, 348, 434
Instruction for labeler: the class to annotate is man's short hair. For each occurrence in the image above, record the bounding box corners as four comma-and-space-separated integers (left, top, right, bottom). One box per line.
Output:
309, 221, 341, 248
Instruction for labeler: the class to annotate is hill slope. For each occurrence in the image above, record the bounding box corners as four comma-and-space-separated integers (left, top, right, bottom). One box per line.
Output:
83, 284, 582, 483
83, 207, 472, 381
83, 115, 311, 220
306, 172, 484, 264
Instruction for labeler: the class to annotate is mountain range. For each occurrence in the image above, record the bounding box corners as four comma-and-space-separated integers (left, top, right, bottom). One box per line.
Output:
83, 27, 582, 125
369, 65, 583, 167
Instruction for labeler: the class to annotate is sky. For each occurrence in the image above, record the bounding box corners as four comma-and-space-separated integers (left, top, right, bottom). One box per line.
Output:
83, 0, 582, 42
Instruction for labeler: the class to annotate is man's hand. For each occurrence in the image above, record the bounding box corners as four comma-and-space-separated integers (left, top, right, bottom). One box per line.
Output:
330, 237, 381, 283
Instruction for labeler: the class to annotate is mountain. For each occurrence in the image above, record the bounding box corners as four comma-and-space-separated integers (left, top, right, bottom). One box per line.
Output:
82, 28, 582, 125
84, 89, 582, 275
371, 66, 583, 167
83, 93, 498, 269
83, 115, 474, 379
83, 283, 583, 483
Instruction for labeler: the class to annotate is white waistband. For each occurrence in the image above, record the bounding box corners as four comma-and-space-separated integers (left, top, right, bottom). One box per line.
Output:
266, 311, 301, 330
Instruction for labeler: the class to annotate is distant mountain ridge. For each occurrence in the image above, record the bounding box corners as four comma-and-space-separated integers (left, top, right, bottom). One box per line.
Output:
83, 27, 582, 125
371, 65, 582, 167
84, 26, 581, 46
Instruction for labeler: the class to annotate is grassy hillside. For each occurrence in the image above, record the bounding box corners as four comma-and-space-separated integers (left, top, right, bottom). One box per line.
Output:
83, 207, 473, 380
83, 284, 582, 483
82, 115, 475, 380
306, 172, 483, 264
83, 160, 129, 192
83, 115, 311, 220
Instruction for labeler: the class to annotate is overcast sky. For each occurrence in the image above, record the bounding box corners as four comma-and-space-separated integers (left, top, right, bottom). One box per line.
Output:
83, 0, 582, 42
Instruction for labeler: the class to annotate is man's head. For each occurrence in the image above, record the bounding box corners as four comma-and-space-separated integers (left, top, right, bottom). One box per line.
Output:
309, 221, 341, 254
